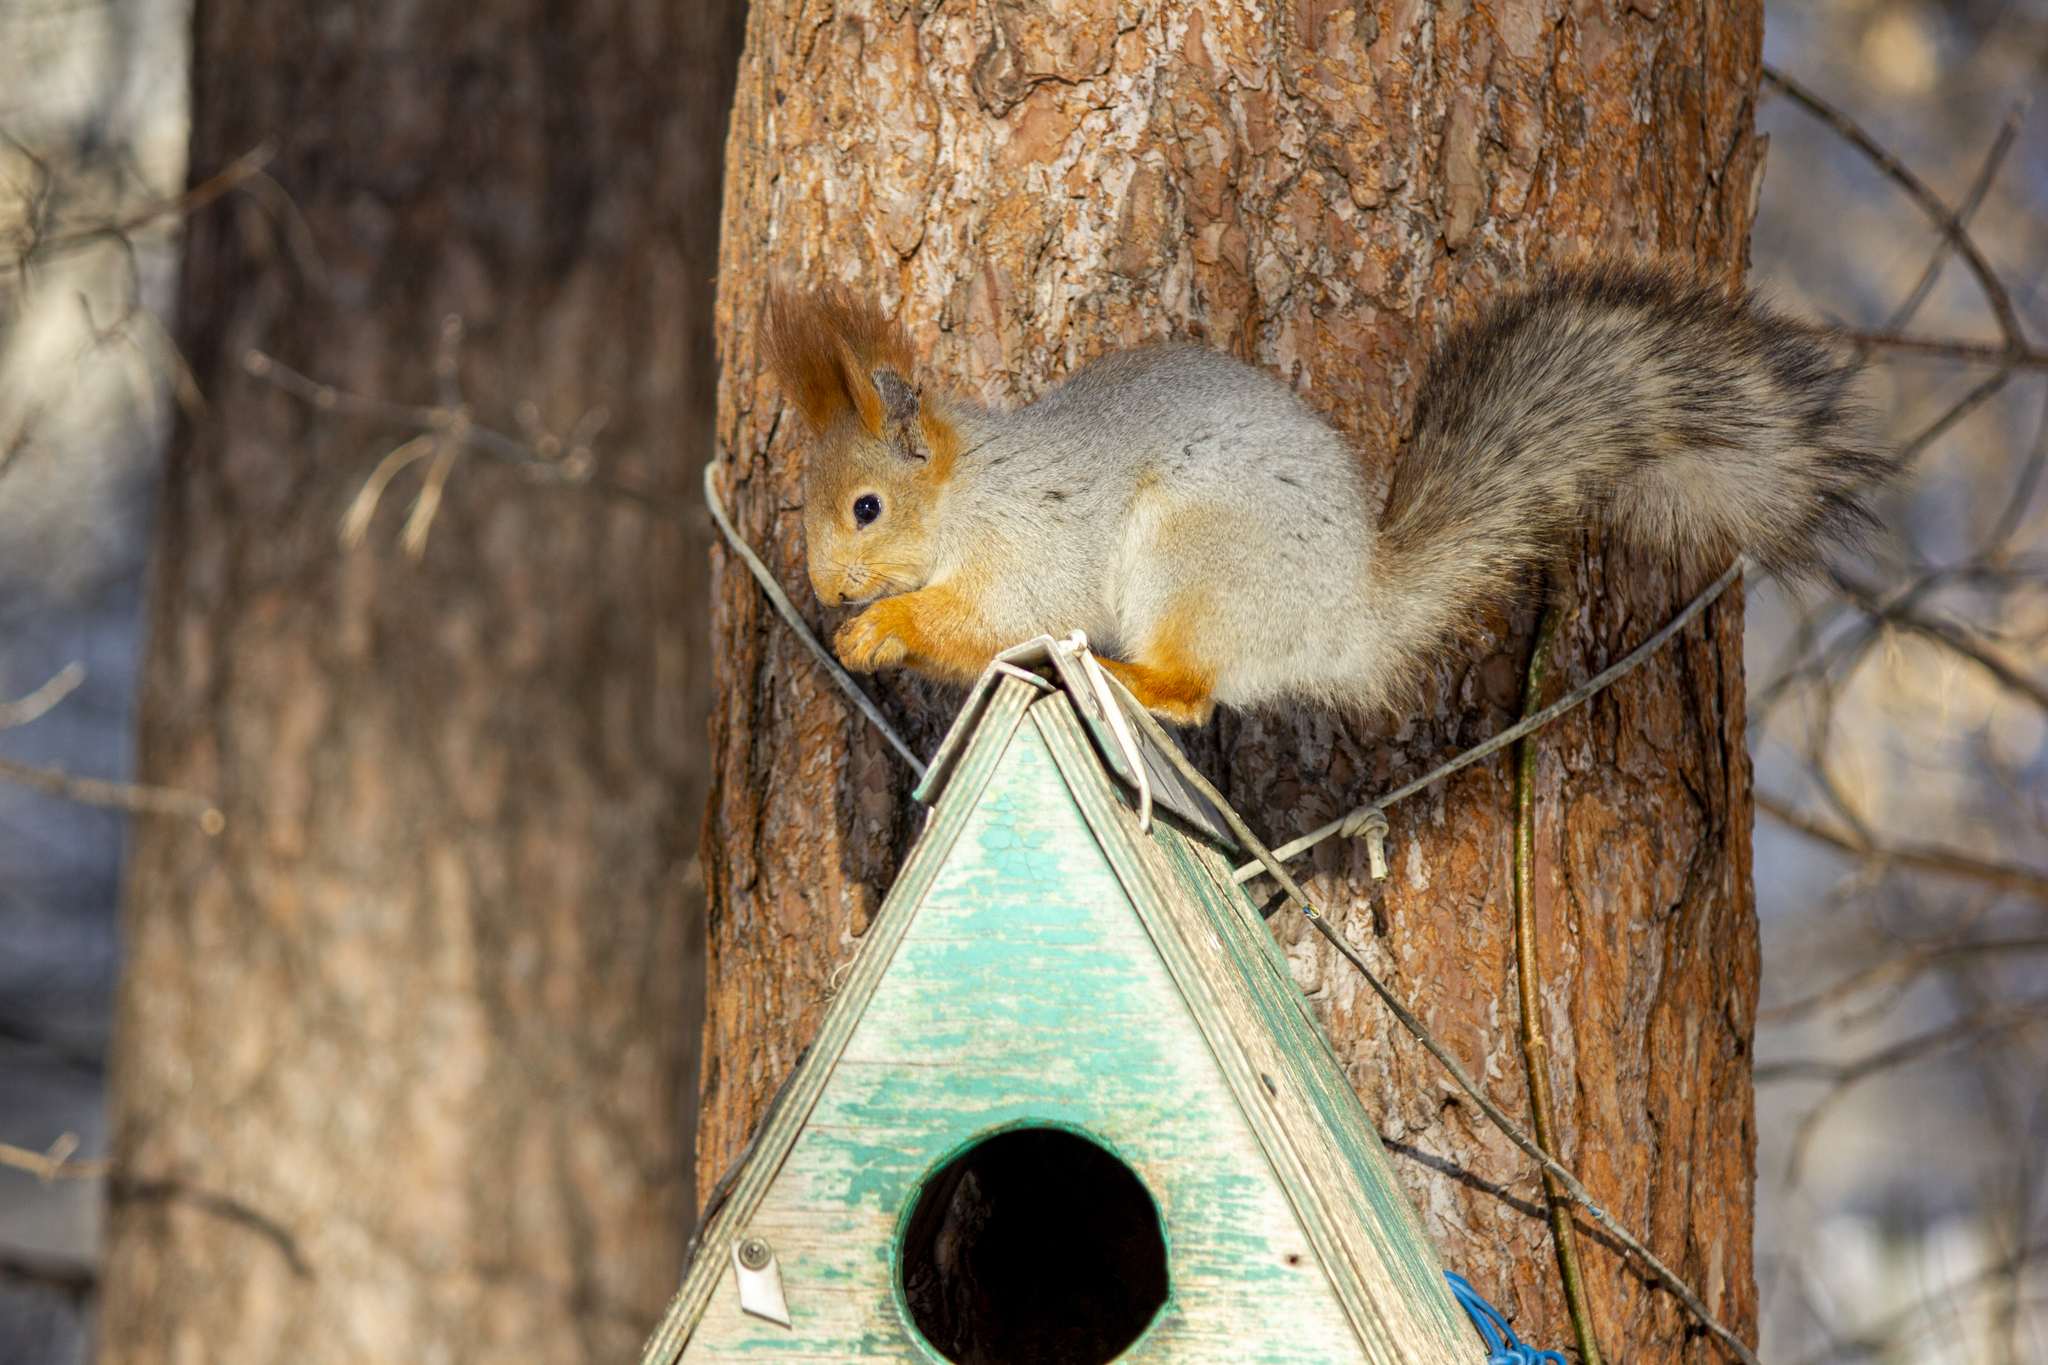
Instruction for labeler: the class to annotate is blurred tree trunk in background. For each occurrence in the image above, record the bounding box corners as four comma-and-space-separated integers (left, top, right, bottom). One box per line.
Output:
97, 1, 744, 1361
704, 0, 1763, 1360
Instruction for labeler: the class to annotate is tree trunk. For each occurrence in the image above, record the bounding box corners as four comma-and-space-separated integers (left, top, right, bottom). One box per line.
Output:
98, 1, 744, 1360
703, 1, 1762, 1360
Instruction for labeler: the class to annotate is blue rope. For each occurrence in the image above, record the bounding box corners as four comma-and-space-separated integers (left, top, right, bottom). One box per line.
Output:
1445, 1272, 1569, 1365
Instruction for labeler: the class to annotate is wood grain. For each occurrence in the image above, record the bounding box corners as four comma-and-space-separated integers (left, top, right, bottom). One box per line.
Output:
98, 1, 744, 1359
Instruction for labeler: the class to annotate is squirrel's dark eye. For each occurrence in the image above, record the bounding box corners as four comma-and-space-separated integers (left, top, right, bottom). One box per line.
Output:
853, 493, 882, 527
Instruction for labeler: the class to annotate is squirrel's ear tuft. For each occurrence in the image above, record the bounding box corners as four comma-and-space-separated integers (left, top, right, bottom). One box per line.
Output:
871, 368, 919, 427
763, 286, 918, 439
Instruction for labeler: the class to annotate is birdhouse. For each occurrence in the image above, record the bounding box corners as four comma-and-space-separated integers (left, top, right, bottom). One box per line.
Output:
640, 637, 1485, 1365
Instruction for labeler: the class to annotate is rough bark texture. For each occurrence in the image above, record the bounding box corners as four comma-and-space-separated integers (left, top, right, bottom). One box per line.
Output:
98, 1, 744, 1360
703, 0, 1762, 1360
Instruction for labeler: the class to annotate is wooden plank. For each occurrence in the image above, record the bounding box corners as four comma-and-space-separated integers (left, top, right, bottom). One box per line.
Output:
1029, 694, 1481, 1365
639, 675, 1039, 1365
1160, 832, 1480, 1355
908, 648, 1021, 804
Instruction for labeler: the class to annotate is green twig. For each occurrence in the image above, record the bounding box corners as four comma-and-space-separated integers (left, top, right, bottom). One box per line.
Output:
1513, 605, 1604, 1365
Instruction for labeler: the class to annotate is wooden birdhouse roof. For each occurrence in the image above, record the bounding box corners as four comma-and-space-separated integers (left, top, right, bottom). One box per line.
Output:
640, 636, 1483, 1365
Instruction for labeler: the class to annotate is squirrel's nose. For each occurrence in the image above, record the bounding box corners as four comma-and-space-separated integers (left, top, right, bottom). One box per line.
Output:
809, 569, 843, 607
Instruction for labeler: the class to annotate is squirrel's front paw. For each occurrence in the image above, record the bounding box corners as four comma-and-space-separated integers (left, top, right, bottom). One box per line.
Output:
834, 606, 911, 672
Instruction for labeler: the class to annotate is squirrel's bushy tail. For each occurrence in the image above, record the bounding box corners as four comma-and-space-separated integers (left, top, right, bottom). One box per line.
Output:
1378, 264, 1888, 624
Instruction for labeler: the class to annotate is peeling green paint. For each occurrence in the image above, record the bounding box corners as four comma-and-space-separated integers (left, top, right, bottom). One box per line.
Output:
646, 675, 1481, 1365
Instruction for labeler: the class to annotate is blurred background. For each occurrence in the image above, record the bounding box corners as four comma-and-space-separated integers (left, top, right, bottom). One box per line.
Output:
1, 0, 2043, 1360
1, 0, 187, 1358
1748, 1, 2048, 1361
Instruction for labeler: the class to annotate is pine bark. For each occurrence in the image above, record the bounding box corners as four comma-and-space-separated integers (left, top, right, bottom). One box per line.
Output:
704, 0, 1763, 1360
97, 1, 743, 1360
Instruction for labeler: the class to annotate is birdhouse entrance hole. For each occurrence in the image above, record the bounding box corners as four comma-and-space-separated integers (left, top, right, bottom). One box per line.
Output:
898, 1126, 1169, 1365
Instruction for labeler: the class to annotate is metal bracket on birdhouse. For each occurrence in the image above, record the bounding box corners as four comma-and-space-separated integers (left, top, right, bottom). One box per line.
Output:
1340, 806, 1390, 881
733, 1236, 792, 1328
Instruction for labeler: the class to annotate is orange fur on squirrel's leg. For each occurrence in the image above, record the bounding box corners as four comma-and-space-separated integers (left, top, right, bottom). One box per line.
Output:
833, 585, 1006, 685
1098, 657, 1216, 727
1098, 596, 1218, 725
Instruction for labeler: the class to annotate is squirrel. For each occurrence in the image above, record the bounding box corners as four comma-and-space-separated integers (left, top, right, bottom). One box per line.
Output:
761, 264, 1887, 725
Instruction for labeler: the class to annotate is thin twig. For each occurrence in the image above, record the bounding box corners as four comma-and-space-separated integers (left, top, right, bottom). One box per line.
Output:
1759, 938, 2048, 1025
0, 661, 83, 728
1754, 999, 2048, 1085
244, 349, 695, 520
0, 1134, 108, 1183
1791, 326, 2048, 370
111, 1176, 313, 1279
1884, 100, 2024, 331
1512, 604, 1605, 1365
703, 460, 926, 776
1755, 793, 2048, 905
0, 1247, 96, 1300
1985, 384, 2048, 552
1832, 573, 2048, 712
1762, 67, 2029, 354
1774, 999, 2047, 1182
239, 169, 331, 294
252, 350, 922, 772
339, 432, 440, 549
6, 141, 276, 268
1746, 535, 2047, 738
0, 753, 223, 832
1748, 589, 1864, 724
1897, 366, 2018, 468
401, 411, 467, 559
1785, 1241, 2046, 1365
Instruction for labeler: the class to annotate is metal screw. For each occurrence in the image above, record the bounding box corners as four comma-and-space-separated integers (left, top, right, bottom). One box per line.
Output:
737, 1237, 773, 1270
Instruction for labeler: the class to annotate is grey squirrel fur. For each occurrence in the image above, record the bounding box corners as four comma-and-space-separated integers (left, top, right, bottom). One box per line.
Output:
766, 262, 1888, 724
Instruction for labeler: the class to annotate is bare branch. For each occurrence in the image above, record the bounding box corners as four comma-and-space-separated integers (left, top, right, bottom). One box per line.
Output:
0, 410, 40, 482
1898, 365, 2019, 468
243, 348, 445, 428
1985, 383, 2048, 555
0, 1247, 95, 1301
0, 661, 83, 728
125, 303, 209, 421
339, 433, 440, 549
0, 752, 224, 833
1760, 938, 2048, 1025
1833, 573, 2048, 713
401, 411, 467, 558
239, 167, 330, 294
1754, 999, 2048, 1085
1762, 67, 2029, 354
4, 141, 275, 269
1786, 1241, 2047, 1365
244, 346, 697, 522
1884, 100, 2024, 331
1756, 792, 2048, 905
112, 1175, 312, 1279
1788, 326, 2048, 370
0, 1133, 108, 1183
